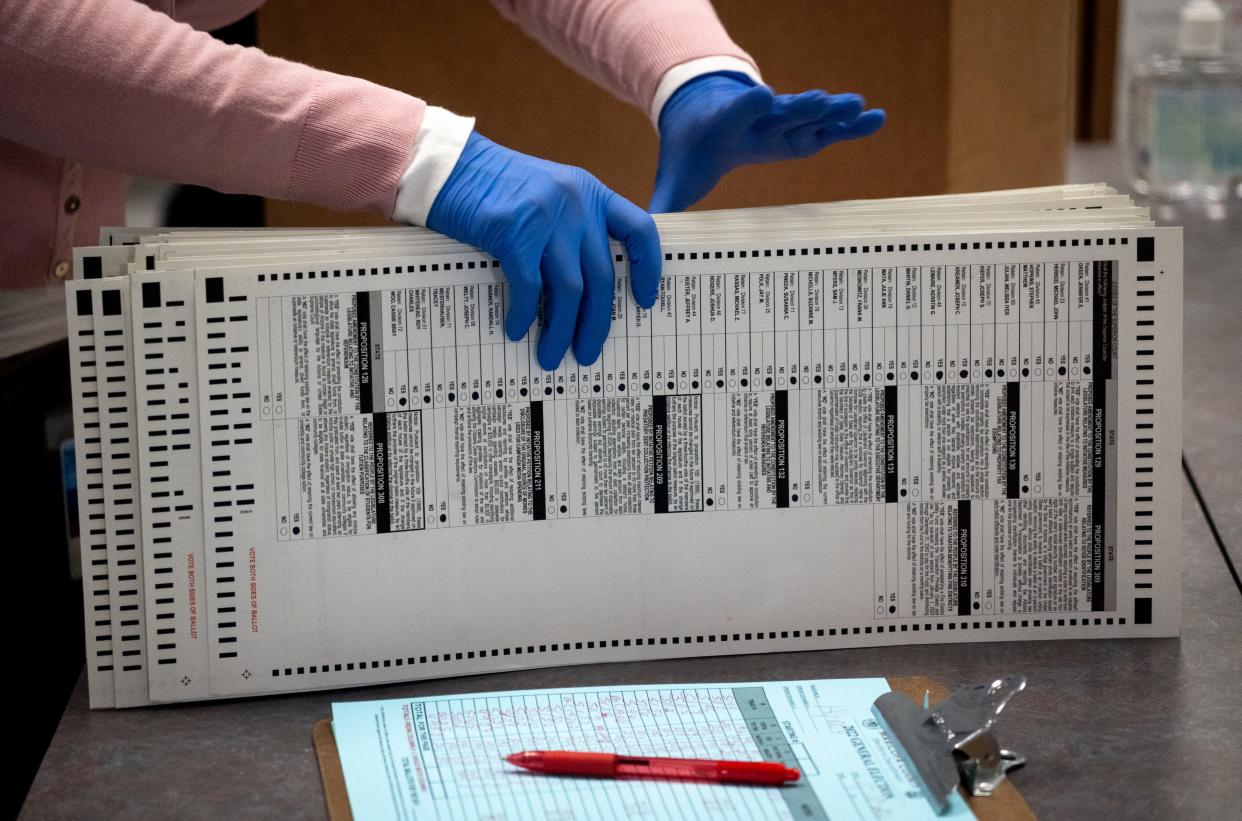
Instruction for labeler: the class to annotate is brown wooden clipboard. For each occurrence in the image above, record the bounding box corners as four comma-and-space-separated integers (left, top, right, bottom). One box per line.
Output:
313, 676, 1034, 820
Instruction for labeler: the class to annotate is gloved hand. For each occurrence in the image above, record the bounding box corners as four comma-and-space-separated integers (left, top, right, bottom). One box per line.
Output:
427, 131, 661, 370
650, 72, 886, 213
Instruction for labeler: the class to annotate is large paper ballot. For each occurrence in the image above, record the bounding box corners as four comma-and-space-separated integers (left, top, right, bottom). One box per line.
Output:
66, 185, 1182, 707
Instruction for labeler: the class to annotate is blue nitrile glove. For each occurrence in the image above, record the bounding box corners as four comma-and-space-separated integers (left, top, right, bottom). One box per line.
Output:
427, 131, 661, 370
650, 72, 887, 213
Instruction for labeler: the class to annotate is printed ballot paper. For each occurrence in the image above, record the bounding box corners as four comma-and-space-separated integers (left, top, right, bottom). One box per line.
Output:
65, 185, 1182, 708
330, 678, 975, 821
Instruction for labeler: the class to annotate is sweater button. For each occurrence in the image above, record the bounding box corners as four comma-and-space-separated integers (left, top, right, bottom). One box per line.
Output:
64, 195, 81, 214
53, 259, 71, 279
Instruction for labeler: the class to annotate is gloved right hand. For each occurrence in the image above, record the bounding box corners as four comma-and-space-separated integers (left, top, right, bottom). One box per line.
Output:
427, 131, 661, 371
651, 73, 886, 213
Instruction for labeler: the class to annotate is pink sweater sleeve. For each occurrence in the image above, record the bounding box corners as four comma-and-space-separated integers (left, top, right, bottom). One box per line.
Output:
490, 0, 757, 112
0, 0, 424, 217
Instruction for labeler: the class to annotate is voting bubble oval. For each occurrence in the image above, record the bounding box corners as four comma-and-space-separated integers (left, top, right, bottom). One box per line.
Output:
262, 406, 270, 416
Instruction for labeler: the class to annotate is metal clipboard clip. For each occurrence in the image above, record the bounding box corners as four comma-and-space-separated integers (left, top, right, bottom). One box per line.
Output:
871, 675, 1027, 815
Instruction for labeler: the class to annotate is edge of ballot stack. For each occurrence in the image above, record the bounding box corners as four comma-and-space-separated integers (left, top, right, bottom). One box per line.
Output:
65, 185, 1182, 708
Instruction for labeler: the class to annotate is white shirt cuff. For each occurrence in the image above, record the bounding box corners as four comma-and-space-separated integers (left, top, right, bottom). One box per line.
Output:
648, 56, 763, 127
393, 106, 476, 226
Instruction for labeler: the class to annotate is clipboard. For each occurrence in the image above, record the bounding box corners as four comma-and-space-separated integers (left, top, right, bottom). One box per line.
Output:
313, 677, 1035, 820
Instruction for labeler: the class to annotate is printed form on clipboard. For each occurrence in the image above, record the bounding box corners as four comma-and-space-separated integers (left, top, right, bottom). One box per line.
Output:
330, 678, 977, 821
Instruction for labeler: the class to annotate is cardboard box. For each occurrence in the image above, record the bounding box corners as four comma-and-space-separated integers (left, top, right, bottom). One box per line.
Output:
259, 0, 1074, 226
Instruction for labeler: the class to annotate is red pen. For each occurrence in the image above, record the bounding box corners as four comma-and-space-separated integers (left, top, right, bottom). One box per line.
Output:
505, 750, 800, 785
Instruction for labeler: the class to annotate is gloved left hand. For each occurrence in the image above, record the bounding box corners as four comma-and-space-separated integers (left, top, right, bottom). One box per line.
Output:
428, 131, 661, 370
650, 72, 886, 213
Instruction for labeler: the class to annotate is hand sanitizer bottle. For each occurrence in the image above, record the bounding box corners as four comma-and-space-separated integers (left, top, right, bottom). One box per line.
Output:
1128, 0, 1242, 203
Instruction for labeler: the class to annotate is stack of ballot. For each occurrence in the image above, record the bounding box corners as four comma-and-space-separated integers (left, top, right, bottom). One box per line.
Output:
65, 185, 1182, 708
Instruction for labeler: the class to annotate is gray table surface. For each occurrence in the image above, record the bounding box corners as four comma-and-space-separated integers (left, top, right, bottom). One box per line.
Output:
23, 157, 1242, 820
1178, 206, 1242, 572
